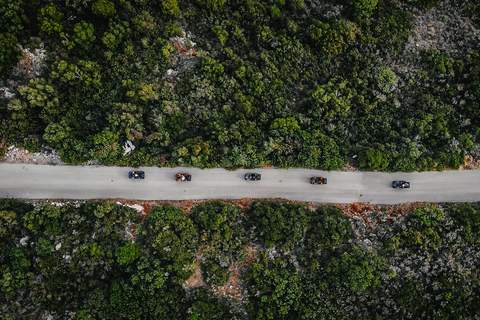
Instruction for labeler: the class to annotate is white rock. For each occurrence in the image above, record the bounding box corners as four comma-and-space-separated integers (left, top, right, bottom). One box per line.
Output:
20, 236, 29, 246
126, 204, 144, 213
1, 87, 15, 99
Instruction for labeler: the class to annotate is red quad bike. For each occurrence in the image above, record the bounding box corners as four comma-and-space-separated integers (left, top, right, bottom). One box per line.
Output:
175, 173, 192, 182
311, 177, 327, 185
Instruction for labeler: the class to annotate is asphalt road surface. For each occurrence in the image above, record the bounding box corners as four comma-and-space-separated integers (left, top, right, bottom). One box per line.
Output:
0, 163, 479, 204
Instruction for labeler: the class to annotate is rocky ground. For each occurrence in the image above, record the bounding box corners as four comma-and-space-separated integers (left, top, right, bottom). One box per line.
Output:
2, 145, 65, 165
404, 0, 480, 55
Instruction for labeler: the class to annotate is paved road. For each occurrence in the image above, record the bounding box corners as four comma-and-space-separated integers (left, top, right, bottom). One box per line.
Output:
0, 163, 479, 204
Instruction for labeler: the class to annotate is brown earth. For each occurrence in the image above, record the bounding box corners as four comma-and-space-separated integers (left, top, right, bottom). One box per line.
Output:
215, 244, 258, 300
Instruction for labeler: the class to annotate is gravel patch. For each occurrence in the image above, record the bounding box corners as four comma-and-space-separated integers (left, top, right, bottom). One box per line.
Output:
404, 1, 480, 56
2, 145, 65, 165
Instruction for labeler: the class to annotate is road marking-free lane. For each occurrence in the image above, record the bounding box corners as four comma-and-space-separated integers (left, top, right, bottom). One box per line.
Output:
0, 163, 479, 204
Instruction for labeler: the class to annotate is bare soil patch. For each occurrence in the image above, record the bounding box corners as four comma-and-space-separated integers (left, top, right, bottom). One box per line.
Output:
183, 252, 205, 291
461, 154, 480, 170
215, 244, 258, 300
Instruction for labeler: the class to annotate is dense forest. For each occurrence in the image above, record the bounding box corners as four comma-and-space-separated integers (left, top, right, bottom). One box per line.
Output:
1, 0, 480, 170
1, 198, 480, 319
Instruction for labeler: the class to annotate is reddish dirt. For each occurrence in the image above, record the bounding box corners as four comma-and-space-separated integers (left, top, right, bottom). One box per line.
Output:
341, 202, 377, 216
131, 130, 143, 139
158, 155, 166, 166
37, 198, 425, 236
332, 202, 431, 229
32, 197, 428, 224
384, 202, 432, 218
334, 202, 380, 229
182, 244, 259, 301
461, 154, 480, 170
170, 38, 196, 57
215, 244, 259, 300
183, 265, 204, 290
140, 201, 157, 215
183, 252, 205, 290
341, 163, 359, 171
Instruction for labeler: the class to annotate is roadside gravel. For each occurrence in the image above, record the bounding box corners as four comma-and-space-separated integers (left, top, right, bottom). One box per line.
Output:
2, 146, 65, 165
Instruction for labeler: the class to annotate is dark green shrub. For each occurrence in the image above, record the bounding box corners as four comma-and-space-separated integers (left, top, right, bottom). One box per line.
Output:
304, 206, 352, 251
245, 201, 308, 251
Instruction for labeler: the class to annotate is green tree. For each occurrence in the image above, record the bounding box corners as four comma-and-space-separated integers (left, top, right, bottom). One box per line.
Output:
447, 203, 480, 244
0, 210, 18, 241
265, 117, 302, 167
377, 67, 397, 93
34, 237, 54, 256
356, 145, 390, 171
201, 57, 225, 82
197, 0, 226, 11
0, 33, 20, 74
325, 245, 388, 294
246, 201, 308, 251
354, 0, 378, 19
72, 21, 96, 50
298, 130, 347, 170
42, 120, 67, 144
161, 0, 180, 16
133, 11, 155, 32
305, 77, 355, 123
270, 117, 301, 134
109, 279, 149, 319
304, 206, 352, 252
0, 0, 26, 73
309, 19, 360, 57
200, 259, 229, 286
115, 242, 141, 265
392, 279, 423, 314
373, 6, 414, 54
23, 204, 63, 235
245, 255, 301, 320
212, 25, 229, 46
0, 248, 33, 299
190, 201, 246, 286
388, 204, 444, 250
17, 78, 60, 122
102, 21, 131, 50
50, 60, 102, 91
173, 137, 213, 167
92, 128, 121, 165
107, 102, 144, 139
38, 5, 64, 36
91, 0, 116, 18
182, 287, 237, 320
139, 206, 198, 282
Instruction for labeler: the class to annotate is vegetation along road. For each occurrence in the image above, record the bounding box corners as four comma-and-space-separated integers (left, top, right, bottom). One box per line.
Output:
1, 163, 479, 204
